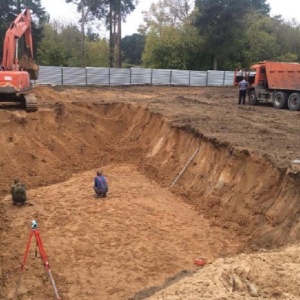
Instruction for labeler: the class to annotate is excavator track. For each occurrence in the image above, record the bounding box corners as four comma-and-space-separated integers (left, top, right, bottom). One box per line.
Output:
24, 93, 38, 112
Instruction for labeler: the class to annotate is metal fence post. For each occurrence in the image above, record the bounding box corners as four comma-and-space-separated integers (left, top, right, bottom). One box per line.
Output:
206, 71, 208, 86
85, 68, 88, 86
109, 68, 111, 86
151, 69, 153, 85
223, 71, 226, 86
130, 68, 132, 85
61, 67, 63, 85
170, 69, 172, 85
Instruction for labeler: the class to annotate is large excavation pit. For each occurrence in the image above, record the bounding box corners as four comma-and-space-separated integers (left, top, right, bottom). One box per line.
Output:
1, 86, 300, 299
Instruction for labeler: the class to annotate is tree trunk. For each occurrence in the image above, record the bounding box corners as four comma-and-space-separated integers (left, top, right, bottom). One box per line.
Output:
81, 0, 85, 67
113, 8, 117, 67
117, 0, 122, 68
213, 55, 217, 70
109, 1, 114, 68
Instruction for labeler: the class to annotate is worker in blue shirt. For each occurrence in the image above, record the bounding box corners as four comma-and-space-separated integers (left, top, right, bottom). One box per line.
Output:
238, 77, 249, 105
93, 169, 108, 198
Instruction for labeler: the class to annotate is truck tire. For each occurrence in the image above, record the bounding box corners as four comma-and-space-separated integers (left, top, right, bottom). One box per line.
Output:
288, 93, 300, 111
248, 90, 258, 105
273, 91, 288, 109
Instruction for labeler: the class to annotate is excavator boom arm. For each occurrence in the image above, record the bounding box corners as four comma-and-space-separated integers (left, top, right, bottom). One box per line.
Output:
1, 7, 33, 70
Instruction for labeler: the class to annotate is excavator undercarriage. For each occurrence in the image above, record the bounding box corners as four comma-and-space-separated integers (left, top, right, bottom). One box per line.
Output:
0, 92, 38, 112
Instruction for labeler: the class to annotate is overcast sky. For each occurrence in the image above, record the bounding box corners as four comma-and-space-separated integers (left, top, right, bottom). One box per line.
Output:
40, 0, 300, 37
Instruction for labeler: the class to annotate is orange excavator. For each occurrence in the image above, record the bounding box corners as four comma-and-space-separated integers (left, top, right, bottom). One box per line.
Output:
0, 7, 39, 112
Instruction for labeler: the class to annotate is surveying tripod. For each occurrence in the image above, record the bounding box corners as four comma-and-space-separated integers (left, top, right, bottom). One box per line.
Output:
14, 220, 61, 300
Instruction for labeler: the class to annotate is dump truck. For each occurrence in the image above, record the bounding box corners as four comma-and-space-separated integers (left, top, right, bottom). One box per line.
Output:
234, 61, 300, 111
0, 7, 39, 112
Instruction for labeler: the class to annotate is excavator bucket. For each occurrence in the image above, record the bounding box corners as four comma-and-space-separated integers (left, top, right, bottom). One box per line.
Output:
19, 55, 39, 80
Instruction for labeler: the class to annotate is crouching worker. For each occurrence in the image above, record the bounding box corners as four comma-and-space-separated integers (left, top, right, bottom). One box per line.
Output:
11, 177, 27, 205
93, 169, 108, 198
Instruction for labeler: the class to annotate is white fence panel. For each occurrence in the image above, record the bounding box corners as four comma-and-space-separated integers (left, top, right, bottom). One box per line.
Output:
37, 66, 62, 85
35, 66, 234, 87
62, 67, 86, 85
152, 69, 171, 85
190, 71, 208, 86
87, 67, 109, 85
224, 71, 235, 85
109, 68, 131, 85
131, 68, 152, 85
171, 70, 190, 85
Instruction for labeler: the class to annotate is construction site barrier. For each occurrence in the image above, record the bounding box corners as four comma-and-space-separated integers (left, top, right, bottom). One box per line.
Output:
35, 66, 234, 87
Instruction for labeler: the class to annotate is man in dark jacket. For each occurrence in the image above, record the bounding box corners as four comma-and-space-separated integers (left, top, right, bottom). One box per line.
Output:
238, 76, 249, 105
93, 169, 108, 198
11, 177, 27, 205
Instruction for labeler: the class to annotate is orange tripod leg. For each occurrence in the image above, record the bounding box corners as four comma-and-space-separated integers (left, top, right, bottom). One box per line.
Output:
14, 225, 61, 300
34, 229, 61, 299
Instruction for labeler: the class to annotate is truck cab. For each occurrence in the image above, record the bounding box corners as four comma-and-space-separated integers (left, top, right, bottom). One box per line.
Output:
247, 62, 272, 105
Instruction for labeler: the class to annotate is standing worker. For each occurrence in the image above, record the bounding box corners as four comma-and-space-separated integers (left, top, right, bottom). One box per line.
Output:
11, 177, 27, 205
238, 76, 249, 105
93, 169, 108, 198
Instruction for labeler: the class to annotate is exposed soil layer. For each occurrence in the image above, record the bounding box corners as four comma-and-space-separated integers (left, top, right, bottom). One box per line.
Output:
1, 85, 300, 299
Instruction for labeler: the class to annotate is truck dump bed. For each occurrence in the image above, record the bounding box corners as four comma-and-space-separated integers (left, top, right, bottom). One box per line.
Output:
265, 62, 300, 91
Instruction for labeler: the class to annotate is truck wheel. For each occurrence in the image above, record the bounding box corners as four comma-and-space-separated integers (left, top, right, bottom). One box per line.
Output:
273, 91, 288, 109
288, 93, 300, 111
248, 90, 258, 105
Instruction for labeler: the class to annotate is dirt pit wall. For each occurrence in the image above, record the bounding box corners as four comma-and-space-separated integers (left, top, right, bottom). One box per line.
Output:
118, 102, 300, 249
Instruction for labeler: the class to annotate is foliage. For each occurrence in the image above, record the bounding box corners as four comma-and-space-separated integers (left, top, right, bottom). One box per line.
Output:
67, 0, 137, 67
37, 22, 81, 66
85, 38, 109, 67
140, 0, 203, 70
194, 0, 270, 69
37, 21, 109, 67
234, 13, 300, 68
0, 0, 47, 60
121, 33, 145, 66
142, 25, 203, 70
142, 0, 193, 30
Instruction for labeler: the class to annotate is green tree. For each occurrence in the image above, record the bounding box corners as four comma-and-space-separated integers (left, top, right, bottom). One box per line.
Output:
236, 13, 300, 68
37, 21, 109, 67
243, 14, 279, 67
194, 0, 270, 70
37, 22, 82, 66
0, 0, 47, 61
140, 0, 203, 70
142, 25, 203, 70
121, 33, 145, 66
271, 17, 300, 61
141, 0, 193, 32
67, 0, 137, 67
85, 38, 109, 66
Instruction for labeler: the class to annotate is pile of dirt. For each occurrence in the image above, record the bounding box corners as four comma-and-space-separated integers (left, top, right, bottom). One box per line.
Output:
0, 85, 300, 299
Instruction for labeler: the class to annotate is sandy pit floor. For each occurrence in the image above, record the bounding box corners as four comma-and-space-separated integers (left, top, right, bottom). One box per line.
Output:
2, 164, 243, 299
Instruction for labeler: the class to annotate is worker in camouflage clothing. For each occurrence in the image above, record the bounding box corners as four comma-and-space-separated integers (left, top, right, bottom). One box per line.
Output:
11, 177, 27, 205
